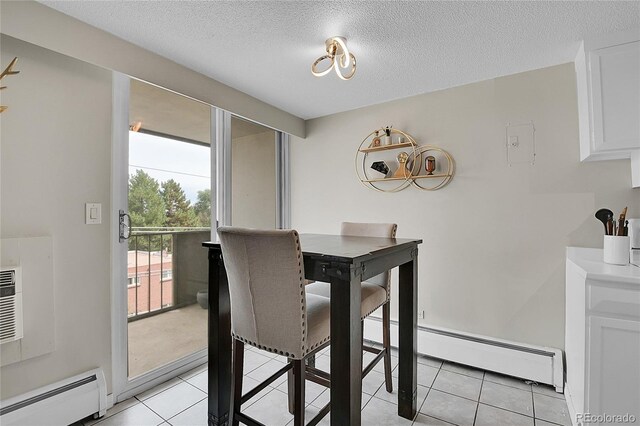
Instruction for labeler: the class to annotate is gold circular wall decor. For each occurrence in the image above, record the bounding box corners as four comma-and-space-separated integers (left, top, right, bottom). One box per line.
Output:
355, 128, 420, 193
408, 145, 455, 191
355, 129, 454, 192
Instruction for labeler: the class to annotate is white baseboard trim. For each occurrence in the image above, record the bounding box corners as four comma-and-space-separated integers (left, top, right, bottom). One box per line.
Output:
0, 368, 108, 426
364, 317, 564, 392
564, 385, 578, 426
106, 393, 114, 411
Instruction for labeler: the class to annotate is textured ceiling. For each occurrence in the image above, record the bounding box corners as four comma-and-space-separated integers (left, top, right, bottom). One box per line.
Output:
41, 1, 640, 120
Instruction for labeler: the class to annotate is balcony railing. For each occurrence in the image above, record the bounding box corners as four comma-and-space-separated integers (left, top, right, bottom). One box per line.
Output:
128, 227, 211, 321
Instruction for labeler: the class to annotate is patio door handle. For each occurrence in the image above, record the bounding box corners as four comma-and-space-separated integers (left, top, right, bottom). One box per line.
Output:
119, 210, 132, 242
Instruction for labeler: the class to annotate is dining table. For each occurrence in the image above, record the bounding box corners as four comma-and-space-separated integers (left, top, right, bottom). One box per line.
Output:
203, 233, 422, 425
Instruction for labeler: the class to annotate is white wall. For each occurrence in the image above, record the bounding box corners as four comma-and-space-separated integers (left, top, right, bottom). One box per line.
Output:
0, 36, 113, 398
231, 130, 277, 229
290, 63, 639, 350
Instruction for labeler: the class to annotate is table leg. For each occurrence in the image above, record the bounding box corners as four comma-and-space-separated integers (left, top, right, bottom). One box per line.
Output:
398, 250, 418, 420
208, 248, 232, 426
330, 264, 362, 425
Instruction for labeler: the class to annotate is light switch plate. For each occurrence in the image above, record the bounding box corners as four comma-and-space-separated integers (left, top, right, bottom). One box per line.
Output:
85, 203, 101, 225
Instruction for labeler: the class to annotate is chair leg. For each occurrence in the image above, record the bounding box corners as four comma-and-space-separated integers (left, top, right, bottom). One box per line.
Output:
290, 354, 318, 415
293, 359, 306, 426
382, 302, 393, 393
361, 320, 365, 366
287, 358, 295, 414
289, 354, 314, 415
231, 339, 244, 425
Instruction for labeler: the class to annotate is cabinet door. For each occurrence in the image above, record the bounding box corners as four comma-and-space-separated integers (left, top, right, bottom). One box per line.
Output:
590, 41, 640, 153
587, 315, 640, 422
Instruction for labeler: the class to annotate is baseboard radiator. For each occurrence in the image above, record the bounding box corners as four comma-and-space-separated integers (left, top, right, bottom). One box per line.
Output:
0, 368, 107, 426
364, 317, 564, 392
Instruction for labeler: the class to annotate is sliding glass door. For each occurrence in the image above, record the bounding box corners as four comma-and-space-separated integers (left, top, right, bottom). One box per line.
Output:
126, 79, 212, 378
112, 74, 289, 401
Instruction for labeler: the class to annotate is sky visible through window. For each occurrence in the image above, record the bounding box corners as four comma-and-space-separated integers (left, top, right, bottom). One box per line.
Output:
129, 131, 210, 203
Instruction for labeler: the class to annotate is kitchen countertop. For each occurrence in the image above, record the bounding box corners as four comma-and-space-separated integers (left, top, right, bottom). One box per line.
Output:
567, 247, 640, 285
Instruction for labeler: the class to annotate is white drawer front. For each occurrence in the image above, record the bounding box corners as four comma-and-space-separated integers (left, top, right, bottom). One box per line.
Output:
588, 283, 640, 318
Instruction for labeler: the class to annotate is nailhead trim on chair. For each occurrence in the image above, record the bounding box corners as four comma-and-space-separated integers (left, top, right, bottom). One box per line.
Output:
221, 228, 332, 360
294, 231, 307, 356
230, 333, 330, 359
297, 230, 335, 356
295, 231, 332, 357
362, 301, 387, 320
303, 335, 330, 356
232, 333, 295, 358
229, 230, 331, 360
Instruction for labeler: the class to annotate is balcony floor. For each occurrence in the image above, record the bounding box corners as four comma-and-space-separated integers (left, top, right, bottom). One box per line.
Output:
128, 303, 207, 378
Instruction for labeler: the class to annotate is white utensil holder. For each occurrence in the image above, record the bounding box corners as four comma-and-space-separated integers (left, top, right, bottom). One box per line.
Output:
603, 235, 630, 265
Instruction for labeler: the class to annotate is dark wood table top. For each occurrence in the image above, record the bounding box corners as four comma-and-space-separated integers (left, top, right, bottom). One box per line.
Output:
298, 233, 421, 261
203, 231, 421, 424
204, 233, 422, 262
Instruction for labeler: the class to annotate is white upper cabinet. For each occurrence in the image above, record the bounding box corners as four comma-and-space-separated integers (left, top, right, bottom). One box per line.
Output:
591, 40, 640, 153
576, 28, 640, 186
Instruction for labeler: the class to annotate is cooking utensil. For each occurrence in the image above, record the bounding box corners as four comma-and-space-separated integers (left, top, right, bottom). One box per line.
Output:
617, 206, 628, 236
596, 208, 613, 233
606, 214, 615, 236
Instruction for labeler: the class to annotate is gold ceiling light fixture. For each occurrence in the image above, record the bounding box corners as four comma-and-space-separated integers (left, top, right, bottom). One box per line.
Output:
311, 36, 356, 81
0, 57, 20, 114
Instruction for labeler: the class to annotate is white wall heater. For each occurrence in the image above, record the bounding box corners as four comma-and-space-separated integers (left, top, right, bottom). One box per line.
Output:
364, 317, 564, 393
0, 368, 107, 426
0, 267, 23, 344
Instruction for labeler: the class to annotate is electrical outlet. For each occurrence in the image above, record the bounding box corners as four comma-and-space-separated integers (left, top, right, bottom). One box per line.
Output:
417, 310, 425, 320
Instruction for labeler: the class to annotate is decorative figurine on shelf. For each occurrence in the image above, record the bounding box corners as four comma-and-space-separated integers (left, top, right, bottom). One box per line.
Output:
383, 126, 392, 145
398, 136, 406, 145
371, 130, 381, 147
393, 151, 410, 178
425, 156, 436, 175
371, 161, 389, 178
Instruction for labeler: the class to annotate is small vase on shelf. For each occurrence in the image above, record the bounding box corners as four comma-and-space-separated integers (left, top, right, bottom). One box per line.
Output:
371, 131, 381, 148
383, 126, 392, 145
425, 156, 436, 175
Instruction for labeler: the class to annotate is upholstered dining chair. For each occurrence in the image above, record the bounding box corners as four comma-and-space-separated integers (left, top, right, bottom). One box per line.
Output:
305, 222, 396, 393
217, 227, 331, 426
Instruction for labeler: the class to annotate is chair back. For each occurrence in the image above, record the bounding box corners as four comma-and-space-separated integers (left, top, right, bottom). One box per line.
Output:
341, 222, 397, 290
217, 227, 306, 358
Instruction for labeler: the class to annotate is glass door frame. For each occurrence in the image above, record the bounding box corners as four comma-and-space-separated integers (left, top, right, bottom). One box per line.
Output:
215, 109, 231, 227
276, 131, 291, 229
111, 72, 290, 403
216, 110, 290, 229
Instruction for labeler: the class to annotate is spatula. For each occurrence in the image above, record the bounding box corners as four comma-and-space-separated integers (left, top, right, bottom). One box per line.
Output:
595, 208, 613, 234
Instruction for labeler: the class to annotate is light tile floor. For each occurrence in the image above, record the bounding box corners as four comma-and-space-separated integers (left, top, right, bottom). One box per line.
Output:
78, 344, 570, 426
